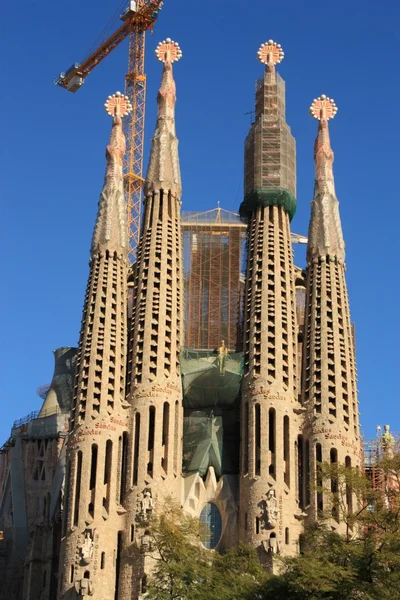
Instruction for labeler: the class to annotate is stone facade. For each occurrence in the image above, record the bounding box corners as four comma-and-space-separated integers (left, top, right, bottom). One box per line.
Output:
0, 348, 76, 600
0, 41, 362, 599
118, 40, 184, 599
239, 51, 303, 562
58, 96, 131, 600
302, 97, 361, 528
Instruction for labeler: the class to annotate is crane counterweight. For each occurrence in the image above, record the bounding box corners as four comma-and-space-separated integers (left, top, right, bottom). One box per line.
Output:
121, 1, 138, 21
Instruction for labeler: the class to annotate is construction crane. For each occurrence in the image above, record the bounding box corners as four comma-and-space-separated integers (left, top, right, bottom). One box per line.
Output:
55, 0, 164, 262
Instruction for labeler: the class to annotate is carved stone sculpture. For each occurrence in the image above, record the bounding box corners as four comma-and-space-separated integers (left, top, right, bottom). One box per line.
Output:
265, 489, 279, 526
75, 575, 94, 597
80, 531, 94, 565
217, 340, 228, 376
140, 530, 152, 553
141, 490, 154, 517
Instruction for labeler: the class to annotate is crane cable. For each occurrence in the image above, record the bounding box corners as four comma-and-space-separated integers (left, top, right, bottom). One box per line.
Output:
83, 0, 129, 62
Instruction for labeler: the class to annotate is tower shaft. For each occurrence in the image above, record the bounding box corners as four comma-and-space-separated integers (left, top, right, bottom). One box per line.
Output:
118, 41, 184, 599
303, 102, 361, 526
59, 102, 130, 599
239, 53, 302, 561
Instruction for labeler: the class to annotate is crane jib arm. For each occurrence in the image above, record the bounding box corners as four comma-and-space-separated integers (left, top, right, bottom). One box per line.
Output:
55, 0, 163, 92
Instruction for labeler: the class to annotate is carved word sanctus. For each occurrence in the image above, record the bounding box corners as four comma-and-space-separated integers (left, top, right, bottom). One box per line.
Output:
135, 383, 181, 399
77, 415, 127, 438
312, 427, 362, 456
249, 386, 286, 401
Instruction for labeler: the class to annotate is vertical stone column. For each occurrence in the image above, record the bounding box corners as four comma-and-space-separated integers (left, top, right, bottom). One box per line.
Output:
58, 93, 132, 599
239, 41, 303, 562
302, 96, 361, 530
118, 39, 184, 600
239, 203, 303, 559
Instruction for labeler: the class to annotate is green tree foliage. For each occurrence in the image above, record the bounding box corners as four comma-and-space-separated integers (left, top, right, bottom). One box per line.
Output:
139, 453, 400, 600
138, 498, 266, 600
255, 452, 400, 600
211, 542, 267, 600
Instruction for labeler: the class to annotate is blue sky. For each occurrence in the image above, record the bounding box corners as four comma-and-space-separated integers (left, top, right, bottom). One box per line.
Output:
1, 0, 399, 443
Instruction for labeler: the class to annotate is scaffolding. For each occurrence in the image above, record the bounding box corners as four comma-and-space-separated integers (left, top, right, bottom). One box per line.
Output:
182, 207, 247, 351
364, 426, 399, 492
243, 70, 296, 220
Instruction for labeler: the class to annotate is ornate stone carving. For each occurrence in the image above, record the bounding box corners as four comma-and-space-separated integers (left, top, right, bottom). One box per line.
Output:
262, 536, 279, 554
75, 575, 94, 597
145, 39, 182, 197
140, 530, 152, 553
265, 489, 279, 526
217, 340, 228, 375
307, 96, 345, 264
91, 92, 132, 254
141, 490, 154, 517
382, 425, 395, 453
80, 531, 94, 565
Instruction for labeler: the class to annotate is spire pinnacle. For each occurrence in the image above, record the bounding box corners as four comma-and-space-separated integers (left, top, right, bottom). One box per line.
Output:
310, 95, 338, 194
257, 39, 284, 72
310, 94, 338, 122
145, 39, 182, 197
155, 38, 182, 64
91, 92, 132, 255
307, 95, 345, 264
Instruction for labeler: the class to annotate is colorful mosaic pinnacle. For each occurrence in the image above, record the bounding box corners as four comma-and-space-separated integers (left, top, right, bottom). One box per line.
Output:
155, 38, 182, 63
104, 91, 132, 117
310, 94, 338, 121
257, 39, 284, 66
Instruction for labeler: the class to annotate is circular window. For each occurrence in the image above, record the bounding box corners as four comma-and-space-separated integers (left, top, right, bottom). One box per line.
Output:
199, 503, 222, 549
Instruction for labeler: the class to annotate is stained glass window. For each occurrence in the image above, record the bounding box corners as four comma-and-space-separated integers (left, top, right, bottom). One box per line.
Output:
199, 503, 222, 549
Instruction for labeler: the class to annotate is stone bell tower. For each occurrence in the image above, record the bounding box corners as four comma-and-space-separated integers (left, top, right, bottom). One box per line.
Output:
302, 96, 361, 527
239, 40, 303, 561
118, 38, 184, 599
58, 92, 133, 599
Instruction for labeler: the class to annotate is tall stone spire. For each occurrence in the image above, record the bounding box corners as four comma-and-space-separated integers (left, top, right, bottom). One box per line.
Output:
91, 92, 131, 254
239, 41, 302, 563
58, 93, 132, 600
307, 95, 345, 264
119, 40, 184, 600
145, 37, 182, 196
302, 97, 361, 529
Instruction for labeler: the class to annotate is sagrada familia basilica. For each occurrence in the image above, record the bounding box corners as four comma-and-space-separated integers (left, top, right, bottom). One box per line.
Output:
0, 37, 361, 599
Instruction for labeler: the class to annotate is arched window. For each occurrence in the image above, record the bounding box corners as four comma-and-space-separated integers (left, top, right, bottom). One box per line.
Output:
284, 416, 290, 486
244, 403, 249, 474
268, 408, 276, 477
330, 448, 339, 521
285, 527, 289, 544
73, 451, 82, 526
345, 456, 353, 512
148, 406, 156, 476
255, 404, 261, 475
316, 443, 323, 514
133, 412, 141, 486
199, 503, 222, 549
162, 402, 170, 472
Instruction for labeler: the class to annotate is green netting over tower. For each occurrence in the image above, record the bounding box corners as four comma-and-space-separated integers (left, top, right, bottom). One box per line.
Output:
181, 348, 244, 408
242, 69, 297, 221
181, 350, 243, 477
